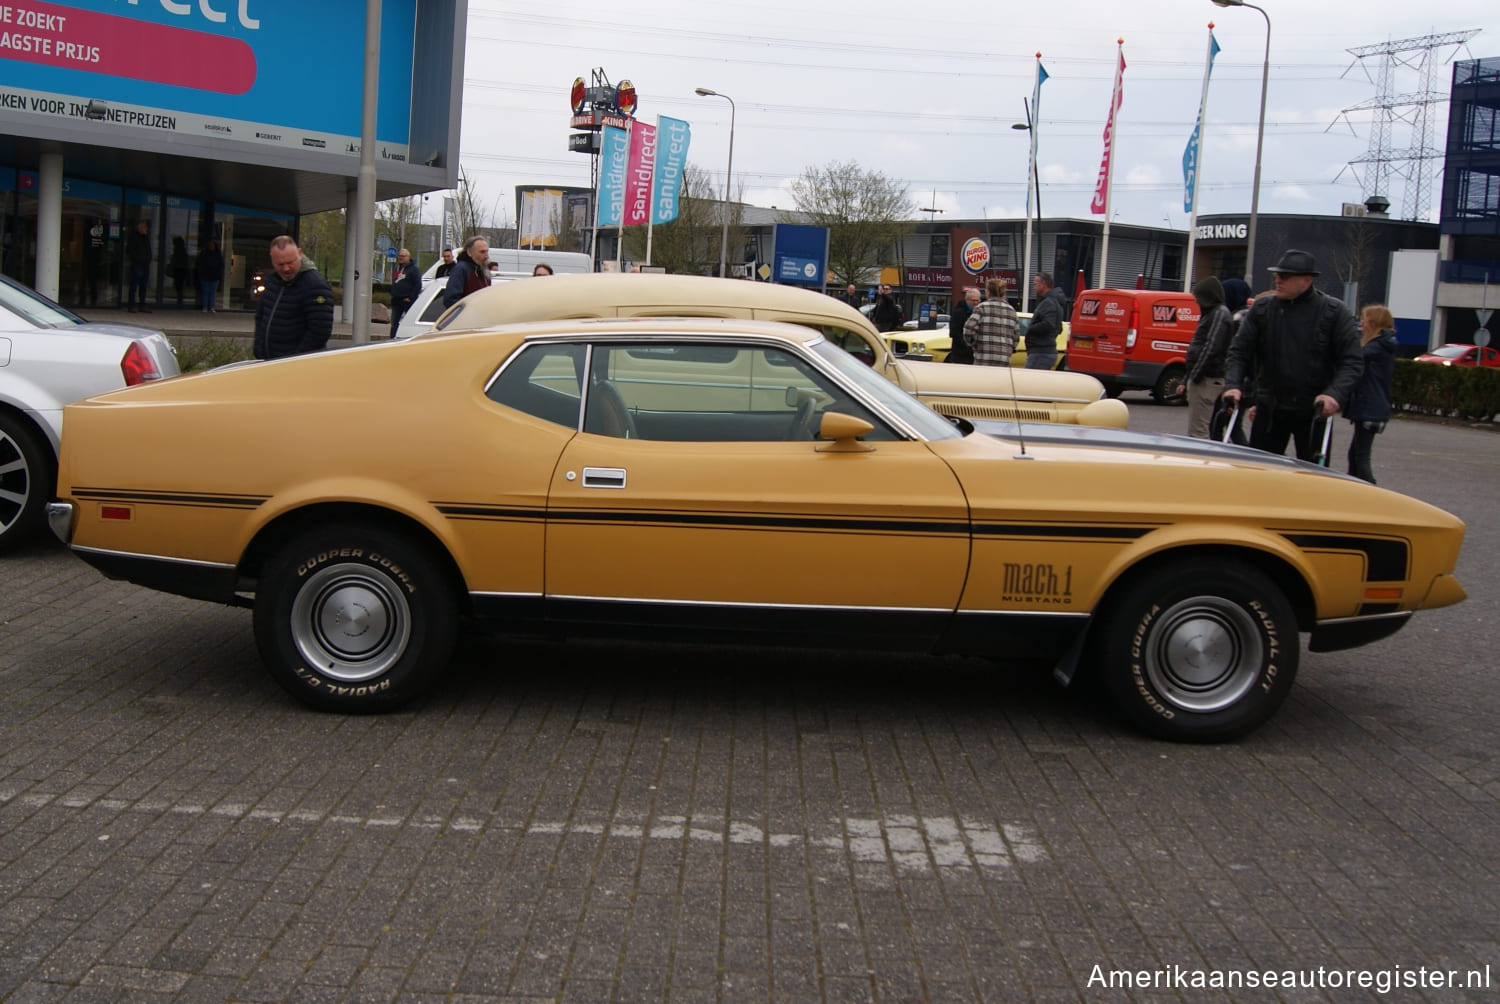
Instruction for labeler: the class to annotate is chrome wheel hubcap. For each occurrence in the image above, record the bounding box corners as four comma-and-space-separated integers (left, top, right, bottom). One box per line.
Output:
290, 563, 411, 683
1142, 597, 1262, 714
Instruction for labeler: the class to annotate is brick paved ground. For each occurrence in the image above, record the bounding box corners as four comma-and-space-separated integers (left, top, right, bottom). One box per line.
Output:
1, 404, 1496, 1001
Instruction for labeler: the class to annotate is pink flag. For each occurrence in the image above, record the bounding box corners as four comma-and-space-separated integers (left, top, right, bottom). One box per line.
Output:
624, 120, 658, 226
1090, 48, 1127, 215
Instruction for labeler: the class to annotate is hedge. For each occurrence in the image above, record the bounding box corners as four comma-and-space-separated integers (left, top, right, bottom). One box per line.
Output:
1393, 359, 1500, 422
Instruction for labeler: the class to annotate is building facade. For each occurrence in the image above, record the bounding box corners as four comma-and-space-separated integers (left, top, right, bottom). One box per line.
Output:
1435, 56, 1500, 346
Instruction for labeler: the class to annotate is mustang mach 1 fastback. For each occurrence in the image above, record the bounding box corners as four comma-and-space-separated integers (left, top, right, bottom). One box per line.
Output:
49, 315, 1465, 741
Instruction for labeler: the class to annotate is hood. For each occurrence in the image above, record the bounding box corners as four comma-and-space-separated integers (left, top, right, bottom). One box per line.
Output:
1192, 275, 1225, 309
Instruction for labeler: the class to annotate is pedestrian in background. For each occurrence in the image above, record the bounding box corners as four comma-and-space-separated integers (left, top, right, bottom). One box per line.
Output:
435, 248, 456, 278
843, 283, 863, 310
253, 236, 334, 360
126, 219, 152, 313
1222, 276, 1253, 312
869, 283, 903, 332
532, 263, 554, 276
1183, 276, 1233, 438
442, 237, 491, 308
1345, 303, 1397, 484
1222, 249, 1363, 461
388, 248, 421, 334
963, 278, 1019, 366
1024, 272, 1065, 369
946, 287, 980, 364
194, 238, 223, 312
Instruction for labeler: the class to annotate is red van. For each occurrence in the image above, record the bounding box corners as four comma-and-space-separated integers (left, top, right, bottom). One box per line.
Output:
1066, 289, 1200, 402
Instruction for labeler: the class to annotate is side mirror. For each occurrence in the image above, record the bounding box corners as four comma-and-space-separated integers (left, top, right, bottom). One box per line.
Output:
815, 412, 876, 453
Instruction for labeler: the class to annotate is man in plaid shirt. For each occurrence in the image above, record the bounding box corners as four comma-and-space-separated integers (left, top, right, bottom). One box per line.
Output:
962, 278, 1020, 366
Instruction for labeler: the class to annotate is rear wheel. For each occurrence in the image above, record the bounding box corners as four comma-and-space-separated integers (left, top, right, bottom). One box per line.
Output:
253, 524, 459, 712
1098, 558, 1298, 742
0, 412, 52, 554
1152, 363, 1187, 404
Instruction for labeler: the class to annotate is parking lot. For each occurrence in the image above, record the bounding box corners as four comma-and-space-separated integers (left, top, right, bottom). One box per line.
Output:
2, 399, 1497, 1002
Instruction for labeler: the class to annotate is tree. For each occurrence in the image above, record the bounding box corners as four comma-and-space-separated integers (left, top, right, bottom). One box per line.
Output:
785, 161, 915, 287
621, 163, 741, 275
453, 165, 492, 243
374, 196, 420, 255
298, 209, 345, 282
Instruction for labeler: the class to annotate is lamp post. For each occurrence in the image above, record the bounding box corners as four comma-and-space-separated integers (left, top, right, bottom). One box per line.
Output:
1011, 100, 1041, 311
694, 87, 736, 278
1211, 0, 1270, 286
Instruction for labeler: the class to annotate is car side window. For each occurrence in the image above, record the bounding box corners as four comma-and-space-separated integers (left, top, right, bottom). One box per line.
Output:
582, 341, 895, 442
819, 325, 878, 367
485, 343, 586, 428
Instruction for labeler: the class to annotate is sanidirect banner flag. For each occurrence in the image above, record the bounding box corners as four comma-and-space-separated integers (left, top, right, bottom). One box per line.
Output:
1182, 34, 1221, 213
596, 124, 629, 227
624, 120, 658, 227
1090, 47, 1126, 216
1027, 59, 1048, 218
652, 116, 691, 225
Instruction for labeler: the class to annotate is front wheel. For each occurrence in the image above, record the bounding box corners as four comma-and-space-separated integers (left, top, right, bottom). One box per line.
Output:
1097, 559, 1298, 742
253, 524, 459, 712
0, 412, 53, 554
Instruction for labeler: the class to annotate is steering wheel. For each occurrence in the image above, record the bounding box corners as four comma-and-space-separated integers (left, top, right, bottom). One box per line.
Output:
787, 395, 817, 441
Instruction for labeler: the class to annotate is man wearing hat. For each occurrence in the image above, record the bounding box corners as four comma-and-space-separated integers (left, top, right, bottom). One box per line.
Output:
1222, 249, 1363, 461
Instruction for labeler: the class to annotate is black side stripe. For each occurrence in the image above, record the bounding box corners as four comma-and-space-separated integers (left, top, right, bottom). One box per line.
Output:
71, 488, 267, 508
1282, 533, 1409, 582
973, 524, 1155, 540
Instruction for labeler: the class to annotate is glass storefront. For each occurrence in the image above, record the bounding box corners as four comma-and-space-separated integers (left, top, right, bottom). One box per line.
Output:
0, 171, 291, 311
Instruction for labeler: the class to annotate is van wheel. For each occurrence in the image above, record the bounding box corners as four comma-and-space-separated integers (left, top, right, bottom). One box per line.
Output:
1152, 364, 1187, 404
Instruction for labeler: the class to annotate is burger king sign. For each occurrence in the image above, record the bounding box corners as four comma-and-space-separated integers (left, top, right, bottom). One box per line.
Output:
960, 237, 990, 276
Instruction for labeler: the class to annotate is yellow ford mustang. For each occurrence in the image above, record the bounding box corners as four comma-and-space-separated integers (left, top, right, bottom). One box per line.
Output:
432, 274, 1123, 428
49, 317, 1465, 741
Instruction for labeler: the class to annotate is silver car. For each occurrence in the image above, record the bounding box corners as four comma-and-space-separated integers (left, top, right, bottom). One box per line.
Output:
0, 276, 179, 552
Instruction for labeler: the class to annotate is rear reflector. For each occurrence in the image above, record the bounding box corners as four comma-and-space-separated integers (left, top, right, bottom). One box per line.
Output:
121, 341, 162, 386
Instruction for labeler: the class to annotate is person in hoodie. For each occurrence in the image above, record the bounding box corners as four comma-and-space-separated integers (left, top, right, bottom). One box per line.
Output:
253, 236, 334, 360
1345, 303, 1398, 484
442, 236, 491, 308
1024, 272, 1066, 369
1183, 275, 1233, 438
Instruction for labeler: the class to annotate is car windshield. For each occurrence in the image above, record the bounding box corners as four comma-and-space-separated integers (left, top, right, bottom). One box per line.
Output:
0, 275, 84, 328
1428, 344, 1470, 359
809, 338, 960, 441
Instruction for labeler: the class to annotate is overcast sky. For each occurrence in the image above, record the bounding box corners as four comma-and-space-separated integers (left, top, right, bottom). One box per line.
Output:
456, 1, 1499, 230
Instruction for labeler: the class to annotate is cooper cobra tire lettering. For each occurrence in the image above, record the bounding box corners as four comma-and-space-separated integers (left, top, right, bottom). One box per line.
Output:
255, 525, 457, 713
1099, 558, 1299, 742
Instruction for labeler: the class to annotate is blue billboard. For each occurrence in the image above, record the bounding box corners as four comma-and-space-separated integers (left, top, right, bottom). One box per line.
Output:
0, 0, 416, 161
771, 223, 829, 287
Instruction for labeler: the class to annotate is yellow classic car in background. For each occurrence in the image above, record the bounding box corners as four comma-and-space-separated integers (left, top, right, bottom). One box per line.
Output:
883, 313, 1070, 369
51, 315, 1466, 741
431, 274, 1122, 428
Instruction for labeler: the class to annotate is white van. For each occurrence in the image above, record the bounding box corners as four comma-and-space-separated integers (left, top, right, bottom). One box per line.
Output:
420, 248, 590, 284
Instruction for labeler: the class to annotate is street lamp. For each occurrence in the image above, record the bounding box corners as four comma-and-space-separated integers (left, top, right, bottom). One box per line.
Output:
1012, 100, 1042, 311
694, 87, 736, 278
1211, 0, 1270, 286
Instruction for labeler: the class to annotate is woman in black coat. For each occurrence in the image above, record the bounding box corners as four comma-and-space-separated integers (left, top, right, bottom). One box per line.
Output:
1345, 303, 1397, 484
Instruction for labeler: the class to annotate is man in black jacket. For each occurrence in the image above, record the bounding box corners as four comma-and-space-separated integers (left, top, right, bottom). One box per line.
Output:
1222, 249, 1363, 461
254, 236, 334, 360
388, 248, 421, 335
442, 236, 491, 308
1025, 272, 1065, 369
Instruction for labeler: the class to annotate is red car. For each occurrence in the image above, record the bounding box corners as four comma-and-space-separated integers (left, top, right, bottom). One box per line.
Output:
1415, 343, 1500, 367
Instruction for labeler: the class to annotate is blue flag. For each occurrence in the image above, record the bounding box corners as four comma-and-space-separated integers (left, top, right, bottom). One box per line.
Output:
651, 116, 691, 225
1027, 60, 1048, 217
1183, 34, 1221, 213
597, 124, 630, 227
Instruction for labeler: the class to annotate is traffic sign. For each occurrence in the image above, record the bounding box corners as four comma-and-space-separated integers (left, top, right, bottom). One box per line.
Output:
1475, 327, 1491, 348
385, 247, 397, 260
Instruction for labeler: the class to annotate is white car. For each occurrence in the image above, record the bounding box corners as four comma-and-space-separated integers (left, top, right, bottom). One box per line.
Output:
0, 276, 179, 552
394, 276, 522, 340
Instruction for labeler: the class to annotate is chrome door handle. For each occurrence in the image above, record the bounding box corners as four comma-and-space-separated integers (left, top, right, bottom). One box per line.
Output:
582, 467, 627, 489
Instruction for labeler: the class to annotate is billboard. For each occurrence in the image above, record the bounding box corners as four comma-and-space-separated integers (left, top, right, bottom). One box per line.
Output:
0, 0, 417, 164
771, 223, 829, 287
